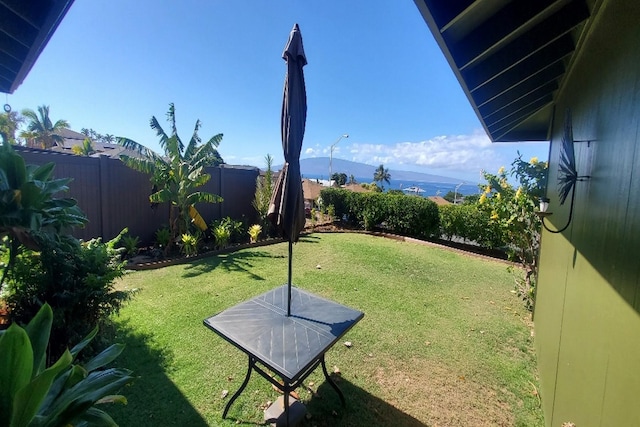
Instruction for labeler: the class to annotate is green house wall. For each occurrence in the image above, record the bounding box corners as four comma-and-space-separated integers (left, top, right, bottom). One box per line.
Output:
535, 0, 640, 425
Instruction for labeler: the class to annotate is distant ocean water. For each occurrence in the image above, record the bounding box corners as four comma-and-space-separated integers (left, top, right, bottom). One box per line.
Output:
304, 175, 480, 198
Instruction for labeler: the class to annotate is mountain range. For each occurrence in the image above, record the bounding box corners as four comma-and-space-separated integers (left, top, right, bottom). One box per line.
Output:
289, 157, 469, 184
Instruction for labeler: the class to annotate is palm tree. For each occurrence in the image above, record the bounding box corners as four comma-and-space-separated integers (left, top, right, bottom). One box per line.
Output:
118, 103, 224, 250
373, 164, 391, 190
72, 138, 96, 156
20, 105, 69, 149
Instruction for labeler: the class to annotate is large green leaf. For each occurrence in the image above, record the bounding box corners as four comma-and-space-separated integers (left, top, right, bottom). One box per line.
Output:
73, 407, 118, 427
38, 368, 133, 427
24, 304, 53, 377
69, 326, 98, 359
30, 163, 55, 182
0, 147, 26, 189
10, 350, 72, 427
0, 324, 33, 424
82, 344, 125, 373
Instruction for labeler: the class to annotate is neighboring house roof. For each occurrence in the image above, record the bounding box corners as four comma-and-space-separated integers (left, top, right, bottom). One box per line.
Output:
302, 179, 324, 201
0, 0, 75, 94
343, 183, 371, 193
427, 196, 451, 206
414, 0, 594, 142
49, 128, 134, 159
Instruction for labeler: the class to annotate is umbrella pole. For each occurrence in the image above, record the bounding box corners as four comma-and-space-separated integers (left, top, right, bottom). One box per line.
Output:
287, 240, 293, 316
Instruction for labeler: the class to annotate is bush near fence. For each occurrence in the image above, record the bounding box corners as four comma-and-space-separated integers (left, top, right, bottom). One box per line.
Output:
320, 188, 507, 250
319, 188, 440, 238
439, 204, 507, 249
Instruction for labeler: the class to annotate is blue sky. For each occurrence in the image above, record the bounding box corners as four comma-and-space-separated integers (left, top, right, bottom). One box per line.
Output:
7, 0, 549, 183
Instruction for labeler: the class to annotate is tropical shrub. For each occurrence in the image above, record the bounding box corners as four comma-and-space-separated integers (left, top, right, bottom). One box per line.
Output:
0, 303, 133, 427
319, 189, 439, 236
155, 227, 171, 249
118, 103, 224, 251
121, 233, 140, 257
0, 142, 87, 285
319, 188, 352, 221
384, 194, 440, 238
213, 225, 231, 249
253, 154, 274, 230
439, 204, 505, 248
326, 204, 336, 222
3, 230, 132, 359
478, 155, 548, 310
248, 224, 262, 243
180, 233, 200, 256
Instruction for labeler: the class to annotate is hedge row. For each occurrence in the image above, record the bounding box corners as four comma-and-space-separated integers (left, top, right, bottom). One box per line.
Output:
319, 188, 508, 250
438, 204, 507, 249
319, 188, 440, 239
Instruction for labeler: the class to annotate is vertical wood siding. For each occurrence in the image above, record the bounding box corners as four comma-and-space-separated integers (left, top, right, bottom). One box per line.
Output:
535, 0, 640, 425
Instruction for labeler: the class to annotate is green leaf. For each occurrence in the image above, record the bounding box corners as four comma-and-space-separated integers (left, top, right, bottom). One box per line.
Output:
69, 326, 98, 359
83, 344, 125, 373
10, 349, 72, 427
0, 324, 33, 423
31, 162, 55, 182
24, 303, 53, 376
37, 368, 133, 427
73, 407, 119, 427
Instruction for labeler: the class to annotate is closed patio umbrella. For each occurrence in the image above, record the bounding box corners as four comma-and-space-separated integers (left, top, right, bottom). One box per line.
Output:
268, 23, 307, 317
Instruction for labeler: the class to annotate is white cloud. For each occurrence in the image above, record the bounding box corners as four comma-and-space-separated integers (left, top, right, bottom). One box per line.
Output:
341, 130, 548, 180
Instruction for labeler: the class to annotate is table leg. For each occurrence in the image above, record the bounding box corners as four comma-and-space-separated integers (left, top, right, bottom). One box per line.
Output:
284, 383, 290, 426
223, 356, 254, 418
321, 355, 345, 406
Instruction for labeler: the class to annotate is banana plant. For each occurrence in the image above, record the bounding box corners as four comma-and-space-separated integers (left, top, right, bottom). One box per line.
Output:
118, 103, 223, 251
0, 303, 133, 427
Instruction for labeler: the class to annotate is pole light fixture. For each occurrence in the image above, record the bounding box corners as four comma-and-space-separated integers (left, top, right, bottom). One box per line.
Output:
536, 109, 591, 234
329, 134, 348, 186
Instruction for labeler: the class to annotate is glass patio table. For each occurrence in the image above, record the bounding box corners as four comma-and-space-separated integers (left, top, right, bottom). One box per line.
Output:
203, 284, 364, 425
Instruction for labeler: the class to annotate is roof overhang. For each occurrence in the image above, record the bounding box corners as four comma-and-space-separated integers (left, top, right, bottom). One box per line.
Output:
413, 0, 597, 142
0, 0, 75, 94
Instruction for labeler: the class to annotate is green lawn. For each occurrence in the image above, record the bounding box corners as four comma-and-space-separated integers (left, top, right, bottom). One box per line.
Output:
109, 233, 543, 426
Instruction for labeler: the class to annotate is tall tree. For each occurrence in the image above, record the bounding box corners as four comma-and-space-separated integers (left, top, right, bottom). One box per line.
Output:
373, 164, 391, 190
331, 172, 347, 186
348, 174, 357, 185
20, 105, 69, 149
0, 111, 24, 144
118, 103, 224, 249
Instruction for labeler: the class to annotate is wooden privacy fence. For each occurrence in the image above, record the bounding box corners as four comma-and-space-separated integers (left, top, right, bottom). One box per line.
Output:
15, 147, 260, 245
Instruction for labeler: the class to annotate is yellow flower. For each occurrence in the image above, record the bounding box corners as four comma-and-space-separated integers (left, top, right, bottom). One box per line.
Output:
491, 211, 499, 220
484, 185, 491, 194
500, 178, 508, 189
515, 187, 523, 199
530, 157, 539, 165
498, 166, 505, 175
479, 193, 487, 204
496, 192, 501, 200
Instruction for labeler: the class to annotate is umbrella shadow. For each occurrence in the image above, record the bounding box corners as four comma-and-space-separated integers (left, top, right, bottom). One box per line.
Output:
298, 234, 322, 244
303, 376, 427, 426
181, 250, 285, 280
106, 319, 209, 426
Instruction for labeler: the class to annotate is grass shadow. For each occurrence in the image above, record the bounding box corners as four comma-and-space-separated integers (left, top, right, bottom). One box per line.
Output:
107, 319, 209, 427
181, 250, 284, 280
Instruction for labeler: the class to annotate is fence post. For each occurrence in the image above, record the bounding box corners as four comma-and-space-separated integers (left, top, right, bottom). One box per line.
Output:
98, 155, 109, 240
